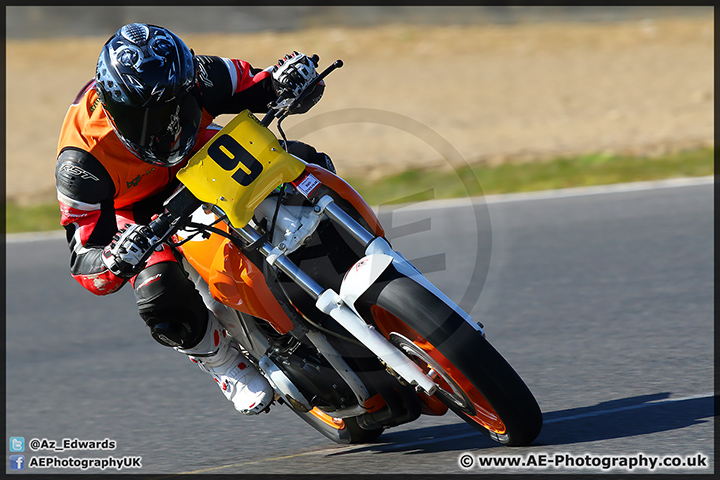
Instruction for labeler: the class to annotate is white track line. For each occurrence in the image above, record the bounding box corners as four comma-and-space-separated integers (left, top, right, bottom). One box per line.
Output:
394, 175, 714, 212
481, 175, 714, 205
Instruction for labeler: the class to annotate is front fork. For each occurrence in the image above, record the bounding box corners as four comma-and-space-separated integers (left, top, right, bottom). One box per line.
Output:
212, 195, 479, 397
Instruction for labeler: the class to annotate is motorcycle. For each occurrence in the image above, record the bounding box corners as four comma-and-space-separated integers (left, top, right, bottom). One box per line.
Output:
140, 57, 542, 446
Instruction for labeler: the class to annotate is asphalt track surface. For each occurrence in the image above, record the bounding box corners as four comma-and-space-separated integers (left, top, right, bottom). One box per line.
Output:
5, 178, 714, 475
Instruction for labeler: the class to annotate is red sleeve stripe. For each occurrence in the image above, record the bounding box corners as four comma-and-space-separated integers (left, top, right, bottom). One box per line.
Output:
222, 58, 271, 95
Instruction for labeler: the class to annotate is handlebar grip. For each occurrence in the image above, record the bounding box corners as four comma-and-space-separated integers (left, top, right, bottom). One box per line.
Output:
148, 213, 172, 238
151, 185, 203, 238
316, 59, 343, 82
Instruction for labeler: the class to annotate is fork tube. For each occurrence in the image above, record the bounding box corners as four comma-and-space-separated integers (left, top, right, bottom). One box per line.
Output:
272, 252, 325, 300
322, 201, 376, 247
237, 226, 325, 300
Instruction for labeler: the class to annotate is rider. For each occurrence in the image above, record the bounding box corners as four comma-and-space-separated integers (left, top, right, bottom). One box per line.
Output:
55, 23, 334, 415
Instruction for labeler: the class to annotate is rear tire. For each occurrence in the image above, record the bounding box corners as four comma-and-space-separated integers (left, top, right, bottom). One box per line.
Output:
357, 271, 542, 446
290, 407, 383, 444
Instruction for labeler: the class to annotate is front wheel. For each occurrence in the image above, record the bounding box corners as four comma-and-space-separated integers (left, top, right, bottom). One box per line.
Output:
356, 271, 542, 446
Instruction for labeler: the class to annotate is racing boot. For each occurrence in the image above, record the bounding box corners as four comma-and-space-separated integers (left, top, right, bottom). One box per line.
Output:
177, 313, 273, 414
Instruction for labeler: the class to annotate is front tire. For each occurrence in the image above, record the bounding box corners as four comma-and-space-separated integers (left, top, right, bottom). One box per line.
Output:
357, 271, 542, 446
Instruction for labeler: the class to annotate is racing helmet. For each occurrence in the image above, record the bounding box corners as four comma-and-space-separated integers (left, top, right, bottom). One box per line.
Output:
95, 23, 202, 167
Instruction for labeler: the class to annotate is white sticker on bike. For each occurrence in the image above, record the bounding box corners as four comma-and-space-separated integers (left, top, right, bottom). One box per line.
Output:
296, 174, 320, 197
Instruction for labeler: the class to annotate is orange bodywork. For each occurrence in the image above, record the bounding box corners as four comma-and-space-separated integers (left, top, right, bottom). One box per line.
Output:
208, 239, 294, 334
176, 222, 228, 281
178, 223, 294, 334
309, 408, 346, 429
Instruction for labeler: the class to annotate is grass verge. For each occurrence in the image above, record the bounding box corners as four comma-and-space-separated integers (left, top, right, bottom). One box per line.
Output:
5, 202, 64, 235
346, 147, 714, 207
5, 147, 714, 234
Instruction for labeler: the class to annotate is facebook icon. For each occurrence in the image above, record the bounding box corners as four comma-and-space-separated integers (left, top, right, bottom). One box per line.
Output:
10, 455, 25, 470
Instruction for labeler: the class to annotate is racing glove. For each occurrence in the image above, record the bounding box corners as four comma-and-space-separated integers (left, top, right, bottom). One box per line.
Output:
101, 223, 161, 279
271, 51, 324, 113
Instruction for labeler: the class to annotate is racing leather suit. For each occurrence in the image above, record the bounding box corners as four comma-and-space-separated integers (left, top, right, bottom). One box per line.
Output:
55, 55, 331, 349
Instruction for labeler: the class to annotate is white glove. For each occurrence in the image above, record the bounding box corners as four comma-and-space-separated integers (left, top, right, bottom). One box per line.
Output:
271, 51, 319, 98
101, 223, 161, 278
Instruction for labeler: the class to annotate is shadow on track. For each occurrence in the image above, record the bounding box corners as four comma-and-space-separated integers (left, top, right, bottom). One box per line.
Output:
535, 392, 714, 446
325, 392, 714, 455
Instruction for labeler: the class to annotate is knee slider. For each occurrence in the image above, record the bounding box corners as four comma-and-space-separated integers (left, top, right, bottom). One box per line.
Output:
134, 262, 208, 348
145, 317, 196, 348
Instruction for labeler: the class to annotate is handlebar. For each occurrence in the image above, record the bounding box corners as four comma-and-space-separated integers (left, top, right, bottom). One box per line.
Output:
289, 58, 343, 112
147, 212, 173, 239
148, 186, 204, 239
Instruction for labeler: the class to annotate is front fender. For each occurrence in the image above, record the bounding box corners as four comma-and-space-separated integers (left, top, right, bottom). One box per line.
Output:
339, 252, 394, 316
339, 238, 478, 330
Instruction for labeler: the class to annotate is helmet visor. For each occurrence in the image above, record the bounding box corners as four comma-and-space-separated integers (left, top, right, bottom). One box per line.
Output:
104, 89, 202, 166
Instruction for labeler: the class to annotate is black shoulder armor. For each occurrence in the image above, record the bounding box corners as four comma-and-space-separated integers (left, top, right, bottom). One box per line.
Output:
56, 147, 115, 206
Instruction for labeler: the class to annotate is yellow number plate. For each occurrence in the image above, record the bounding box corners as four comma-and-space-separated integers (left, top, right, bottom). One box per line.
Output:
177, 110, 306, 227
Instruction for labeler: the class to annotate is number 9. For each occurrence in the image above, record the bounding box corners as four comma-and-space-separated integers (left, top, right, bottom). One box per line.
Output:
207, 134, 263, 186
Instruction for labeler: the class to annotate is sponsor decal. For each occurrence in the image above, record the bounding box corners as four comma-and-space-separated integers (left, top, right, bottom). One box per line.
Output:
60, 164, 100, 182
295, 173, 320, 197
126, 167, 156, 188
137, 273, 162, 290
60, 209, 89, 219
197, 61, 213, 88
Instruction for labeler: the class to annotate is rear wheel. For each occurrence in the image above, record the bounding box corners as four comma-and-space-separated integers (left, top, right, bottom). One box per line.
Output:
290, 407, 383, 444
357, 271, 542, 446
